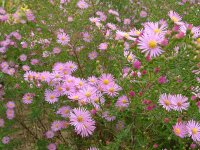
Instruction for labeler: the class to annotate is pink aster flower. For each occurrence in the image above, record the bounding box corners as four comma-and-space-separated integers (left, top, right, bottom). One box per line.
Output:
98, 42, 108, 51
144, 22, 168, 37
57, 32, 70, 45
158, 93, 174, 111
88, 51, 98, 60
19, 54, 27, 62
70, 107, 96, 137
6, 109, 15, 120
83, 32, 92, 42
98, 74, 115, 88
171, 94, 189, 112
0, 118, 4, 127
53, 47, 61, 54
168, 11, 183, 25
45, 90, 59, 104
47, 143, 57, 150
115, 95, 129, 108
2, 136, 10, 144
173, 122, 187, 138
31, 59, 39, 65
87, 76, 98, 85
79, 86, 97, 102
77, 0, 89, 9
6, 101, 15, 109
51, 120, 63, 132
116, 30, 135, 41
138, 32, 163, 58
45, 130, 55, 139
186, 120, 200, 142
56, 106, 71, 118
102, 83, 122, 97
140, 10, 147, 18
102, 111, 116, 122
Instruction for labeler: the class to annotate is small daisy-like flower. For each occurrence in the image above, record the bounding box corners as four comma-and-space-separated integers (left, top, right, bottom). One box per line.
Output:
6, 101, 15, 109
144, 22, 168, 37
173, 122, 187, 138
98, 42, 108, 51
87, 76, 98, 85
88, 51, 98, 60
138, 32, 163, 58
0, 118, 4, 127
22, 93, 34, 104
51, 120, 63, 132
98, 74, 115, 88
45, 130, 54, 139
158, 93, 174, 111
79, 86, 97, 102
77, 0, 89, 9
116, 30, 135, 41
103, 83, 122, 97
56, 106, 71, 118
129, 28, 143, 37
115, 95, 129, 108
171, 94, 189, 112
168, 11, 183, 25
6, 109, 15, 120
47, 143, 57, 150
186, 120, 200, 142
2, 136, 10, 144
57, 32, 70, 45
45, 90, 59, 104
102, 111, 116, 122
70, 107, 96, 137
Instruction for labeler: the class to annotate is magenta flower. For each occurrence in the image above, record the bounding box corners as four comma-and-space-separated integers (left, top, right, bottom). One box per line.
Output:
6, 101, 15, 109
186, 120, 200, 142
70, 107, 96, 137
6, 109, 15, 120
88, 51, 98, 60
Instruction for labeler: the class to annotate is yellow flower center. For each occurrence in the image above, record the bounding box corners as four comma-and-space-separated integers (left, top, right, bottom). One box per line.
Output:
73, 95, 79, 100
164, 100, 170, 106
58, 87, 62, 91
197, 38, 200, 44
171, 16, 178, 22
192, 128, 198, 134
94, 98, 99, 103
79, 82, 83, 86
154, 28, 161, 33
103, 79, 109, 85
124, 33, 129, 38
77, 116, 83, 122
109, 88, 114, 93
65, 110, 69, 114
61, 36, 65, 41
148, 40, 157, 49
50, 95, 55, 99
136, 31, 141, 35
122, 99, 127, 104
174, 128, 181, 135
85, 92, 91, 97
127, 55, 133, 61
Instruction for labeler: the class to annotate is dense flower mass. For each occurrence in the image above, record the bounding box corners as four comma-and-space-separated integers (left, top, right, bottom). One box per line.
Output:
0, 0, 200, 149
